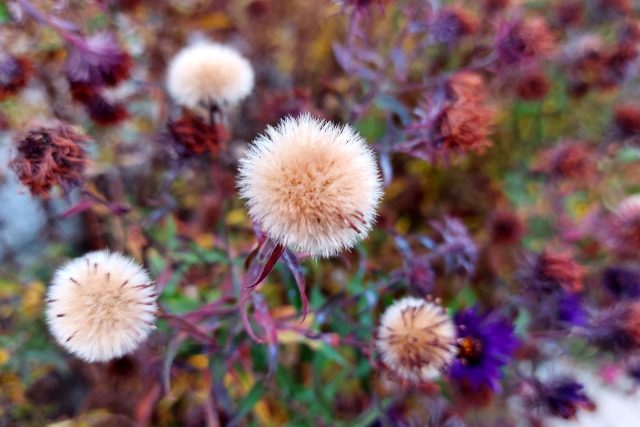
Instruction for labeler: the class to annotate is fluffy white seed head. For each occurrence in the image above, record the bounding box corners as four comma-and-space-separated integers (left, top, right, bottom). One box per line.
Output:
166, 41, 254, 110
237, 114, 383, 258
376, 297, 457, 383
46, 250, 157, 363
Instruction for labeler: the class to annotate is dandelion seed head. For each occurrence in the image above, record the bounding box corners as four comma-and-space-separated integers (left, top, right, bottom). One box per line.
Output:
46, 250, 157, 363
166, 41, 254, 111
238, 114, 382, 258
376, 297, 457, 383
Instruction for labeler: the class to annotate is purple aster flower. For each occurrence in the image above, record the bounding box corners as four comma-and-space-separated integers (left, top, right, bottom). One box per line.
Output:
556, 292, 587, 326
64, 32, 132, 87
532, 377, 594, 420
448, 307, 518, 391
603, 267, 640, 300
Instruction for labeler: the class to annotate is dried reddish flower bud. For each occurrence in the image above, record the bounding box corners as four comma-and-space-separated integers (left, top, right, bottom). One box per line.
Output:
434, 100, 493, 154
246, 0, 269, 18
602, 43, 638, 86
566, 80, 590, 99
84, 93, 129, 126
97, 0, 142, 11
496, 17, 554, 65
483, 0, 509, 14
0, 54, 31, 101
68, 82, 96, 103
431, 7, 476, 44
68, 83, 128, 126
533, 140, 594, 181
554, 1, 584, 27
522, 249, 584, 294
489, 210, 524, 245
10, 121, 88, 196
399, 72, 494, 161
589, 303, 640, 355
65, 32, 132, 87
563, 36, 605, 95
515, 70, 550, 101
613, 104, 640, 139
531, 377, 595, 420
166, 113, 227, 157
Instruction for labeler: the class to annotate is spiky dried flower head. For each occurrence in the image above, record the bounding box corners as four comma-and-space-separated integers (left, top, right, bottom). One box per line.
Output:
0, 54, 30, 101
489, 210, 524, 245
46, 250, 157, 363
530, 377, 595, 420
166, 112, 227, 157
166, 41, 254, 111
238, 114, 382, 258
521, 249, 584, 294
438, 72, 494, 154
10, 121, 88, 197
554, 1, 584, 27
533, 140, 594, 181
613, 104, 640, 139
496, 17, 554, 65
376, 297, 457, 383
399, 72, 494, 161
515, 70, 550, 101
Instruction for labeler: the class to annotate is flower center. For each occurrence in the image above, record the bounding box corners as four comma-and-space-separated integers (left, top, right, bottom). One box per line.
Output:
458, 336, 483, 365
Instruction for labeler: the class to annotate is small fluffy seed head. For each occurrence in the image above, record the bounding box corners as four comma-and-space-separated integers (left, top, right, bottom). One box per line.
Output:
46, 250, 157, 363
166, 41, 254, 111
376, 297, 457, 383
238, 114, 383, 258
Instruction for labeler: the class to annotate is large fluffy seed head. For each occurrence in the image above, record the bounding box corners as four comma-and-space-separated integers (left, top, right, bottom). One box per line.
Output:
46, 250, 157, 363
166, 42, 254, 110
376, 297, 457, 383
237, 114, 383, 258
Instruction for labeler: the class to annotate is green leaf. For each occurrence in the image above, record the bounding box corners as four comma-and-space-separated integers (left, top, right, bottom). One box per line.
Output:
316, 343, 349, 367
617, 146, 640, 163
228, 382, 267, 426
354, 116, 385, 142
0, 2, 10, 24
